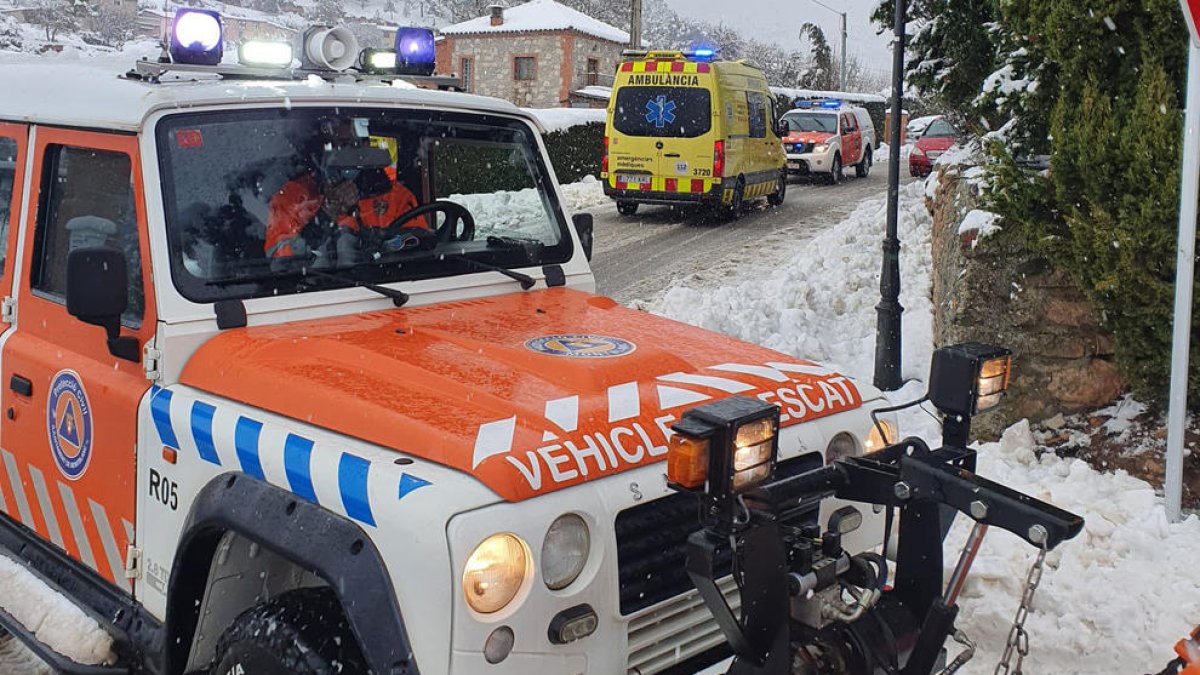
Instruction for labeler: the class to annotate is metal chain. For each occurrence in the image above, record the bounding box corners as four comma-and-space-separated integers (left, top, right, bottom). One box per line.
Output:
994, 542, 1048, 675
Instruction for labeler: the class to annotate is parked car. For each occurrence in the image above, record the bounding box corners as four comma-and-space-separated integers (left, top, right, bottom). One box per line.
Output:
781, 101, 876, 184
910, 117, 959, 177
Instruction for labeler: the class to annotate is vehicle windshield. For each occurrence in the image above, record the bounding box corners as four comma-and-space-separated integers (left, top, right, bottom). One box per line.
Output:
613, 86, 712, 138
783, 112, 838, 134
156, 108, 570, 303
923, 119, 957, 138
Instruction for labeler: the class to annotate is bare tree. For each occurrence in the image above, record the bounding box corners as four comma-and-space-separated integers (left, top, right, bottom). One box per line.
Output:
27, 0, 78, 42
91, 4, 134, 47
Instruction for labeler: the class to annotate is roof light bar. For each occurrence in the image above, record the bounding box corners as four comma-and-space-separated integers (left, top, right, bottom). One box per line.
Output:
170, 8, 223, 66
687, 47, 716, 60
820, 99, 843, 108
238, 40, 292, 68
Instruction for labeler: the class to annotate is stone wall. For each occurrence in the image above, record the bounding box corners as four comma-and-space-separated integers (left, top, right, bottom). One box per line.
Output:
929, 162, 1126, 439
437, 31, 620, 108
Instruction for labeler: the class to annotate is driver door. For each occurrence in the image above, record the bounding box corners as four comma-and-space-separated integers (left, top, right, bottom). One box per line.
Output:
0, 128, 155, 592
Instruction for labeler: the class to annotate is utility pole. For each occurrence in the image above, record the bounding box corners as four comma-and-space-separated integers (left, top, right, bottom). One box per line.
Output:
873, 0, 906, 391
808, 0, 847, 90
630, 0, 642, 48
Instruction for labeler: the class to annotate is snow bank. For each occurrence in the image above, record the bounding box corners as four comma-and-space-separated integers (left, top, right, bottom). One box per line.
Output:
0, 555, 113, 666
448, 176, 607, 239
523, 108, 606, 134
650, 179, 934, 385
949, 422, 1200, 674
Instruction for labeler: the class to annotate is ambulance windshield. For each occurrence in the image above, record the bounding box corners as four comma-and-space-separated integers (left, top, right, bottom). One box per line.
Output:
613, 87, 712, 138
783, 112, 838, 134
156, 108, 571, 303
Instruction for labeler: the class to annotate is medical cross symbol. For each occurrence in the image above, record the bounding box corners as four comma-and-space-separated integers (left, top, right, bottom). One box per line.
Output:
644, 96, 677, 129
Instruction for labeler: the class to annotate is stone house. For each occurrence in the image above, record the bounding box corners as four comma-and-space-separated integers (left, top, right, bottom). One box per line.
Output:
436, 0, 628, 108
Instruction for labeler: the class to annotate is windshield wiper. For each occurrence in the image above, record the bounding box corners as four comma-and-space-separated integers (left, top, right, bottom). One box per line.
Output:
442, 252, 536, 290
208, 266, 409, 307
301, 270, 410, 307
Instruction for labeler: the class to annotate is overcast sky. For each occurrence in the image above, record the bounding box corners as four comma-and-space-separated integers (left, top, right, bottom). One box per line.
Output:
661, 0, 894, 76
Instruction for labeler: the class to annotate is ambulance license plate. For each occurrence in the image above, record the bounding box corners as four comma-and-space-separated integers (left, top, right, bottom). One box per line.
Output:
618, 174, 651, 185
787, 161, 801, 170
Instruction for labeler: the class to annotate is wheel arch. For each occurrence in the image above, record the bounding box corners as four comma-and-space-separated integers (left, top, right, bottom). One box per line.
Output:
164, 473, 418, 675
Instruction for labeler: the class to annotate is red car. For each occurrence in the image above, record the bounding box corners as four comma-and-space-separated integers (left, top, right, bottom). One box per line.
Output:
909, 118, 958, 177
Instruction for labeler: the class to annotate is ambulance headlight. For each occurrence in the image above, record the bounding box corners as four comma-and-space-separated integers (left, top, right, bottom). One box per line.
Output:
541, 514, 590, 590
668, 396, 779, 495
394, 26, 436, 76
170, 8, 223, 65
464, 534, 530, 614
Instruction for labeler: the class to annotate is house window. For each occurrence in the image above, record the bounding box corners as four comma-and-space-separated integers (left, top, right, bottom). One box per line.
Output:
514, 56, 536, 81
586, 58, 599, 87
461, 57, 474, 93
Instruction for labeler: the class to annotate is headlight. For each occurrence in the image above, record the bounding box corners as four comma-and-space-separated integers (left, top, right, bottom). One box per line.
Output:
866, 419, 898, 453
464, 533, 530, 614
814, 143, 830, 153
825, 432, 857, 464
542, 514, 590, 590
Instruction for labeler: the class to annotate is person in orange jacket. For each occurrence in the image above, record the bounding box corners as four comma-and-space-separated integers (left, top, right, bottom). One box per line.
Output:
265, 117, 427, 266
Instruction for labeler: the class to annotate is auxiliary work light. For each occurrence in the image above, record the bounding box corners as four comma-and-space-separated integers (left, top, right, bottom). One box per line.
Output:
393, 27, 436, 76
170, 8, 223, 66
358, 48, 398, 74
668, 396, 780, 495
238, 40, 292, 67
929, 343, 1013, 418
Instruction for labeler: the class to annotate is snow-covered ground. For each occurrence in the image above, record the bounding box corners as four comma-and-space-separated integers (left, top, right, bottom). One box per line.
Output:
650, 175, 1200, 674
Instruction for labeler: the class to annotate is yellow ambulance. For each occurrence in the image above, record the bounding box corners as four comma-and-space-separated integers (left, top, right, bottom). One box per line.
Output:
602, 49, 788, 217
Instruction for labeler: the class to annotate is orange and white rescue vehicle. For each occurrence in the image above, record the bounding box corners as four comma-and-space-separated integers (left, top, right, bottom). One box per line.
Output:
0, 17, 895, 675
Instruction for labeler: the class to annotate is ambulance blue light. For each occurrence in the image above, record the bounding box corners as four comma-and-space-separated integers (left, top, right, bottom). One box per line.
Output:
394, 27, 436, 76
170, 8, 223, 66
820, 99, 843, 109
691, 47, 716, 60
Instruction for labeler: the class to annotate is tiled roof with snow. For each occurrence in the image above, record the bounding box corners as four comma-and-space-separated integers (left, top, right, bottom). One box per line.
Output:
440, 0, 629, 45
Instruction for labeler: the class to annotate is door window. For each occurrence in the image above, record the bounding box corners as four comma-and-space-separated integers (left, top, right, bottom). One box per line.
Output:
30, 145, 144, 326
0, 137, 18, 274
747, 91, 767, 139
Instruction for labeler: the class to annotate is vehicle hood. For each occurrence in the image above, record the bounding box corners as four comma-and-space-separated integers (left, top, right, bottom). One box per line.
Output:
181, 288, 863, 501
786, 131, 835, 145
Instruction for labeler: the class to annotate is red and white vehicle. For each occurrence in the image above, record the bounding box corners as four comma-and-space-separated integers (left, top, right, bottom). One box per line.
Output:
781, 102, 876, 184
910, 117, 959, 177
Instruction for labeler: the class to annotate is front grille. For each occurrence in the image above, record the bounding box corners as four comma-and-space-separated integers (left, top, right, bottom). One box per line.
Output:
626, 575, 738, 675
615, 453, 824, 616
790, 142, 813, 153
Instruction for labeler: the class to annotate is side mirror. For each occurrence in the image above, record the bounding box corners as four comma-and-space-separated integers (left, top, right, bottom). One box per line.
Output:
776, 120, 790, 138
66, 247, 139, 362
572, 213, 594, 261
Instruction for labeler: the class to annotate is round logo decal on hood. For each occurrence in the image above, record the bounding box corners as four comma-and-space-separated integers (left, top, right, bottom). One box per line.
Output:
526, 335, 636, 358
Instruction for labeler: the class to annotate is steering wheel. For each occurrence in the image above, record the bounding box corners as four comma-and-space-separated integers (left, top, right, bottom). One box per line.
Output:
383, 200, 476, 248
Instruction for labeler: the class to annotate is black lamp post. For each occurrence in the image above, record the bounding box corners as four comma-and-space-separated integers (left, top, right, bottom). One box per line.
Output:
874, 0, 907, 391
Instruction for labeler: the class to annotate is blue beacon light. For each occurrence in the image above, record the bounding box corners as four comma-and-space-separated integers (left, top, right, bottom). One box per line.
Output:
170, 8, 223, 66
394, 27, 436, 76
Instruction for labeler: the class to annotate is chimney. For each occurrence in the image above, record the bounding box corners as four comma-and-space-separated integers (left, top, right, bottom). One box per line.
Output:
488, 4, 504, 26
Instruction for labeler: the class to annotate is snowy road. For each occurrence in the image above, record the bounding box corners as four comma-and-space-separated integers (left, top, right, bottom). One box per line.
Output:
588, 164, 906, 304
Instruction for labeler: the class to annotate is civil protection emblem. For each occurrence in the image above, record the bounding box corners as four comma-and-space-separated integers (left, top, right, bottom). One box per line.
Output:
525, 334, 636, 358
47, 370, 93, 480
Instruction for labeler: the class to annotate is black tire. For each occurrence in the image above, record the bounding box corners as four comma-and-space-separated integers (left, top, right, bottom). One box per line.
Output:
768, 170, 787, 207
725, 177, 745, 220
827, 155, 843, 185
616, 201, 639, 216
210, 587, 368, 675
855, 147, 872, 178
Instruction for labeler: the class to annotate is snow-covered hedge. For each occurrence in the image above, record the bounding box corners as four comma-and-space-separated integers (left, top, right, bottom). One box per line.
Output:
523, 108, 605, 184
